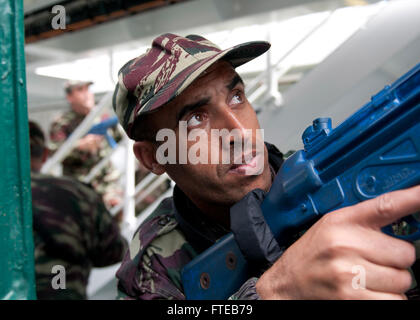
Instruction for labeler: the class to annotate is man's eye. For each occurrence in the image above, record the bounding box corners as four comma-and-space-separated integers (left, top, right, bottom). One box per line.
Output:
230, 92, 243, 105
186, 114, 205, 128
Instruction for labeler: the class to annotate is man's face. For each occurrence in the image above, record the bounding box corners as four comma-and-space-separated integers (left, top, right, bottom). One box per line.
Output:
139, 61, 272, 209
67, 84, 95, 115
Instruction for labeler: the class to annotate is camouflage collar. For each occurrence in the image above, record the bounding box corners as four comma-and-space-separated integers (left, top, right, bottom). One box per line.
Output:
172, 185, 228, 254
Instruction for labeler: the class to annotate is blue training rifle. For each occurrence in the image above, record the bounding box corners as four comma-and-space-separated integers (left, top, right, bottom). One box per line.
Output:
87, 116, 119, 149
181, 62, 420, 299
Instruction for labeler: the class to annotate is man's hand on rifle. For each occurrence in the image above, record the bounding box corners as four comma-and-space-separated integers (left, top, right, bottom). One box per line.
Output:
256, 185, 420, 300
76, 134, 103, 154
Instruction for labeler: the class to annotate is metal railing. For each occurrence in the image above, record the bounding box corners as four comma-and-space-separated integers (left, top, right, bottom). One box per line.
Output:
246, 10, 335, 108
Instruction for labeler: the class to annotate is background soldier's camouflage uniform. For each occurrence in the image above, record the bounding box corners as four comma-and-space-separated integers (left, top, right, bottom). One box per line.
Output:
31, 172, 128, 300
49, 109, 123, 208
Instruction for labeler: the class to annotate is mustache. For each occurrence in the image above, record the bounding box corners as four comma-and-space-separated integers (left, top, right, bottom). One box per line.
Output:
216, 139, 265, 167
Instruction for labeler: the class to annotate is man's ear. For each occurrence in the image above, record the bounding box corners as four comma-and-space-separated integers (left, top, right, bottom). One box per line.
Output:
66, 92, 73, 104
133, 141, 165, 175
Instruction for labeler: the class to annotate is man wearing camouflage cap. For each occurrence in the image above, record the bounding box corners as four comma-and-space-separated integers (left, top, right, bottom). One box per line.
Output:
49, 80, 122, 209
30, 121, 128, 299
113, 33, 420, 300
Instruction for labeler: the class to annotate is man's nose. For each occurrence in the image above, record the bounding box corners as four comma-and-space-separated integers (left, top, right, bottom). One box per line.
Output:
215, 106, 248, 145
217, 106, 246, 130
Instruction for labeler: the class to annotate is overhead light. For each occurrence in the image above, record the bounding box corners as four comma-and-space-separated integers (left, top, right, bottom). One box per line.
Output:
35, 54, 112, 93
35, 46, 149, 93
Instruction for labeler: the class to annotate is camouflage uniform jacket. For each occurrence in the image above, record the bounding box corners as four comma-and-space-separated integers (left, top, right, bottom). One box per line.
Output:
49, 109, 122, 206
116, 143, 284, 300
31, 172, 128, 299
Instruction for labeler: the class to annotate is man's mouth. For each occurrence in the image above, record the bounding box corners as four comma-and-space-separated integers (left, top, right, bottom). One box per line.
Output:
228, 152, 263, 175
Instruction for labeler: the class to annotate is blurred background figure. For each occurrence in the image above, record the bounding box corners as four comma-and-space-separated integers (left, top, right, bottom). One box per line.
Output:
49, 80, 123, 209
29, 120, 127, 300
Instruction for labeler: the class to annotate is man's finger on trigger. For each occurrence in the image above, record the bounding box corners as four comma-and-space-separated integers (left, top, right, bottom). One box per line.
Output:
346, 185, 420, 229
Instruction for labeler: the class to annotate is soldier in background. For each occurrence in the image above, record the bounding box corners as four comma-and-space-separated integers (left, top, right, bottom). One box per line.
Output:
49, 80, 122, 208
30, 120, 128, 299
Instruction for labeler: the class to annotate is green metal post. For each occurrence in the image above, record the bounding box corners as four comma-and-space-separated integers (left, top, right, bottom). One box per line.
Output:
0, 0, 36, 299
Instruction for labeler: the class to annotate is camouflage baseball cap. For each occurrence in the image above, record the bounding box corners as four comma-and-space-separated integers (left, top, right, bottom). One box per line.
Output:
64, 80, 93, 94
112, 33, 270, 139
